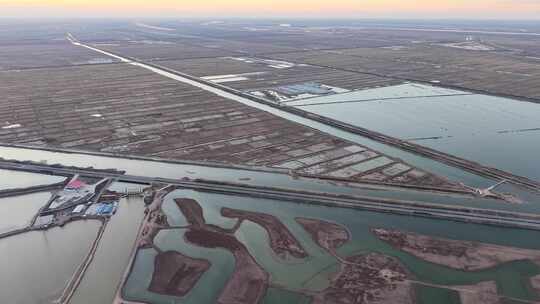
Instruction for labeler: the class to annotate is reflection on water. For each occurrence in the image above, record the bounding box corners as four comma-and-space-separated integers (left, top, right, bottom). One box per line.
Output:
292, 84, 540, 181
0, 220, 101, 304
1, 147, 537, 214
69, 196, 146, 304
122, 190, 540, 304
0, 192, 52, 233
123, 231, 236, 304
0, 168, 65, 191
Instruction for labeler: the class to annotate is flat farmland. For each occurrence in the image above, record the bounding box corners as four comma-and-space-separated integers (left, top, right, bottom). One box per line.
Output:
181, 39, 302, 55
91, 36, 303, 59
157, 57, 401, 92
95, 41, 239, 61
268, 45, 540, 101
0, 42, 119, 70
2, 20, 537, 189
0, 62, 458, 189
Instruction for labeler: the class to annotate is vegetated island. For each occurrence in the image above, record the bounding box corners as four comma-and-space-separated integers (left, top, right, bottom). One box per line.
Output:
222, 207, 308, 259
176, 198, 269, 304
297, 217, 415, 303
372, 228, 540, 271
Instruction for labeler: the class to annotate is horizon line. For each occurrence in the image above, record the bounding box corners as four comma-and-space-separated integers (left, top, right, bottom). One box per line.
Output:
1, 16, 539, 21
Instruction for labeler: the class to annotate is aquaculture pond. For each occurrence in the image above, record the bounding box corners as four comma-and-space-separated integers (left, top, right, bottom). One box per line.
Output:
121, 189, 540, 304
0, 191, 52, 233
289, 83, 540, 181
0, 220, 102, 304
2, 146, 539, 214
0, 168, 65, 191
69, 187, 146, 304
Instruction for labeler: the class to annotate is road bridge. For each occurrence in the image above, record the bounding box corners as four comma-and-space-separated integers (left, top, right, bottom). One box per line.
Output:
67, 36, 540, 193
2, 160, 540, 231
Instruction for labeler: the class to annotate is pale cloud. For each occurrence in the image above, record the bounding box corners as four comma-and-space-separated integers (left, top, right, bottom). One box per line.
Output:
0, 0, 538, 19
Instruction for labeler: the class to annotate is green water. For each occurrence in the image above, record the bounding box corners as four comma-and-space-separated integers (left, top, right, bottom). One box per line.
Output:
122, 229, 236, 304
3, 147, 539, 214
415, 285, 461, 304
262, 288, 312, 304
121, 189, 540, 303
290, 84, 540, 182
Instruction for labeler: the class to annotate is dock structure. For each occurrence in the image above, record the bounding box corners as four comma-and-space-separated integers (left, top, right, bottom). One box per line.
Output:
122, 187, 145, 197
0, 181, 67, 199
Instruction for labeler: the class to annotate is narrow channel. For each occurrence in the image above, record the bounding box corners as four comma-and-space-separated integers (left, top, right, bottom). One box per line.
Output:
68, 188, 146, 304
3, 146, 538, 214
67, 35, 498, 189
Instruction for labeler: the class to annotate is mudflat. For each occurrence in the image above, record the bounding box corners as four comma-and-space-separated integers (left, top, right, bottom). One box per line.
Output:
373, 228, 540, 270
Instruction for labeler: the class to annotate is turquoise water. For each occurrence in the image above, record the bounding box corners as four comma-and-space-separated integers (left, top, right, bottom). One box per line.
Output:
415, 285, 461, 304
262, 288, 311, 304
287, 83, 464, 107
291, 84, 540, 182
122, 230, 236, 304
1, 148, 537, 214
121, 190, 540, 303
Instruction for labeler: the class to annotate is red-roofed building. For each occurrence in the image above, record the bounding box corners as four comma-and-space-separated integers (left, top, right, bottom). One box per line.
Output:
66, 179, 86, 190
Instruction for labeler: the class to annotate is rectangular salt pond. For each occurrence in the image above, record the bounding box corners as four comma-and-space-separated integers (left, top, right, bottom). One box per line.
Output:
69, 193, 146, 304
0, 220, 102, 304
290, 83, 540, 181
0, 169, 65, 191
0, 192, 52, 233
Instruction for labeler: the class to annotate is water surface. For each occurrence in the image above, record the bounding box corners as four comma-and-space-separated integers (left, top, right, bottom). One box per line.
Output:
122, 189, 540, 303
69, 195, 146, 304
291, 84, 540, 181
0, 192, 52, 233
3, 146, 538, 214
0, 168, 65, 190
0, 220, 102, 304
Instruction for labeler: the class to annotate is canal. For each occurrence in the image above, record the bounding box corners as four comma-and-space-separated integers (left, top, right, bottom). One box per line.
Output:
121, 189, 540, 304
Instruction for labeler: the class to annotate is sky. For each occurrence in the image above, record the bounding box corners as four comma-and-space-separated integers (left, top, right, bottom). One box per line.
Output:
1, 0, 539, 19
